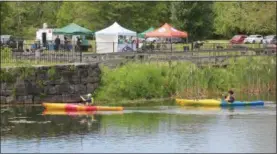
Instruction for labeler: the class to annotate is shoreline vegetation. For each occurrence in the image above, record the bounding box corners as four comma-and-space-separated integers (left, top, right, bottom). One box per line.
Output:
1, 48, 276, 105
94, 56, 276, 103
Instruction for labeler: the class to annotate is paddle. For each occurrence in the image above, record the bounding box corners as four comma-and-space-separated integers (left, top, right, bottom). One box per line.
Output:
219, 93, 227, 103
80, 96, 86, 102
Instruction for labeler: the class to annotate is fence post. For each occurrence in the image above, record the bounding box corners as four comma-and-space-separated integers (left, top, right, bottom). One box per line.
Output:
95, 41, 97, 53
113, 42, 114, 53
80, 48, 82, 62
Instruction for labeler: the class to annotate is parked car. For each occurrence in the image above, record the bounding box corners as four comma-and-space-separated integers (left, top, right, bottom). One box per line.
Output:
0, 35, 24, 50
243, 35, 263, 44
263, 39, 277, 54
145, 37, 159, 43
262, 35, 277, 44
164, 37, 186, 44
230, 35, 247, 44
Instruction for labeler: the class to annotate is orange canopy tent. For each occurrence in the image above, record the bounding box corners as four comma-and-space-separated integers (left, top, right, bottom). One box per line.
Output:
145, 23, 188, 38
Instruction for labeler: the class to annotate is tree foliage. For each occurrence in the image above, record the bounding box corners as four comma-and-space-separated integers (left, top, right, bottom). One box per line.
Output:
171, 2, 214, 41
56, 2, 171, 32
1, 2, 61, 38
0, 2, 276, 39
213, 2, 276, 37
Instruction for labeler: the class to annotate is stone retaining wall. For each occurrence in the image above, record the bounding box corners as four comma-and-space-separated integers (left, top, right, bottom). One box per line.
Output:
0, 63, 101, 104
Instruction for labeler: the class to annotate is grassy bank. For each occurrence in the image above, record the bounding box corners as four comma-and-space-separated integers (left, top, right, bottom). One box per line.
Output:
94, 56, 276, 102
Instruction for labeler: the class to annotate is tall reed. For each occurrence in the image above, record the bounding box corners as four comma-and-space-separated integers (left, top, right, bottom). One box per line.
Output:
94, 56, 276, 102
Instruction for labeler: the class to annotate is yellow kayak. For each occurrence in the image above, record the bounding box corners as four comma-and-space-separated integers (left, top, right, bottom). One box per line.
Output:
42, 110, 96, 116
176, 99, 221, 106
180, 106, 221, 111
176, 99, 264, 107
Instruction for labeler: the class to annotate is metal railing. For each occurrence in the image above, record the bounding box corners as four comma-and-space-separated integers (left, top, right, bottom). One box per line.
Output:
1, 41, 275, 66
1, 49, 82, 66
3, 40, 274, 52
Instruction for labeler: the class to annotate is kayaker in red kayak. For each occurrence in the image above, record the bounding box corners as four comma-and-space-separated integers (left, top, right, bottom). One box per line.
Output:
224, 90, 235, 103
80, 93, 94, 105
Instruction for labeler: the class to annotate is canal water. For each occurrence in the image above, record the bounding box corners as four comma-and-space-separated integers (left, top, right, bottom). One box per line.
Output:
1, 101, 276, 153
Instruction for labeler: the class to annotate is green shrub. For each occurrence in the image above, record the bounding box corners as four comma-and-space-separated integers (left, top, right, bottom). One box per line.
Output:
95, 56, 276, 101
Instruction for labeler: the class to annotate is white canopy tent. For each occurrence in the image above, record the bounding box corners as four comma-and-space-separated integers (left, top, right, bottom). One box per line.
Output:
95, 22, 137, 53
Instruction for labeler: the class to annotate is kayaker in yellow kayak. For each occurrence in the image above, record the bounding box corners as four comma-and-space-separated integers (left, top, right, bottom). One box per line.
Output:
224, 90, 235, 103
80, 93, 94, 105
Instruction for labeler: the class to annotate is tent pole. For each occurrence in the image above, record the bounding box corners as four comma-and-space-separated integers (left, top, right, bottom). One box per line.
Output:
94, 35, 97, 53
136, 34, 139, 51
170, 37, 172, 53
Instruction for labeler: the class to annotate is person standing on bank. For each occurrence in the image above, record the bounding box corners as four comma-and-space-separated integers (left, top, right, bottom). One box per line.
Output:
64, 36, 69, 51
54, 36, 60, 51
76, 37, 81, 52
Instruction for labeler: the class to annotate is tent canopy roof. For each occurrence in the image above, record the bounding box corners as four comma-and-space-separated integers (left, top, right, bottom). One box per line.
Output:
145, 23, 188, 38
138, 27, 155, 38
53, 23, 93, 35
95, 22, 136, 36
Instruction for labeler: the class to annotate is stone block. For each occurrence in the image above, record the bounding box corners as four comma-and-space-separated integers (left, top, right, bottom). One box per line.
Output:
45, 85, 58, 95
87, 76, 100, 83
24, 80, 41, 95
88, 69, 99, 77
87, 83, 99, 93
62, 94, 74, 102
55, 84, 70, 94
16, 95, 33, 104
74, 84, 86, 94
36, 72, 47, 80
78, 69, 88, 78
71, 75, 81, 84
69, 85, 75, 94
39, 95, 63, 102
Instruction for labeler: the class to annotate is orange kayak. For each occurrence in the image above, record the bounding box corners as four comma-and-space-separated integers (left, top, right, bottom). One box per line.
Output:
42, 110, 124, 116
42, 103, 124, 111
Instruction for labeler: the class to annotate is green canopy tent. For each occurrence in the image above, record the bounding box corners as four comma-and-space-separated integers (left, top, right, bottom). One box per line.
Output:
138, 27, 155, 38
53, 23, 93, 35
53, 23, 93, 51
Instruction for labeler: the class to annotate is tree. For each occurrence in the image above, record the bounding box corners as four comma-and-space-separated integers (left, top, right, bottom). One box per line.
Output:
0, 2, 12, 34
213, 2, 276, 37
1, 2, 61, 38
56, 2, 172, 32
171, 2, 214, 41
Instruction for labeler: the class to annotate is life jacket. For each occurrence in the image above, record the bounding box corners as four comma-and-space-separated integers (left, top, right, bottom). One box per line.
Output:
226, 95, 235, 102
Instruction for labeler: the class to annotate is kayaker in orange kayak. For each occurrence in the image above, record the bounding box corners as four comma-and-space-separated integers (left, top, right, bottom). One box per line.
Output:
224, 90, 235, 103
80, 93, 94, 105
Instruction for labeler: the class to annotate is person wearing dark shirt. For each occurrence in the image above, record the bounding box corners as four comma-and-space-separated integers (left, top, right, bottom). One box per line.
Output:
64, 36, 69, 51
54, 36, 60, 51
76, 37, 81, 52
224, 90, 235, 103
